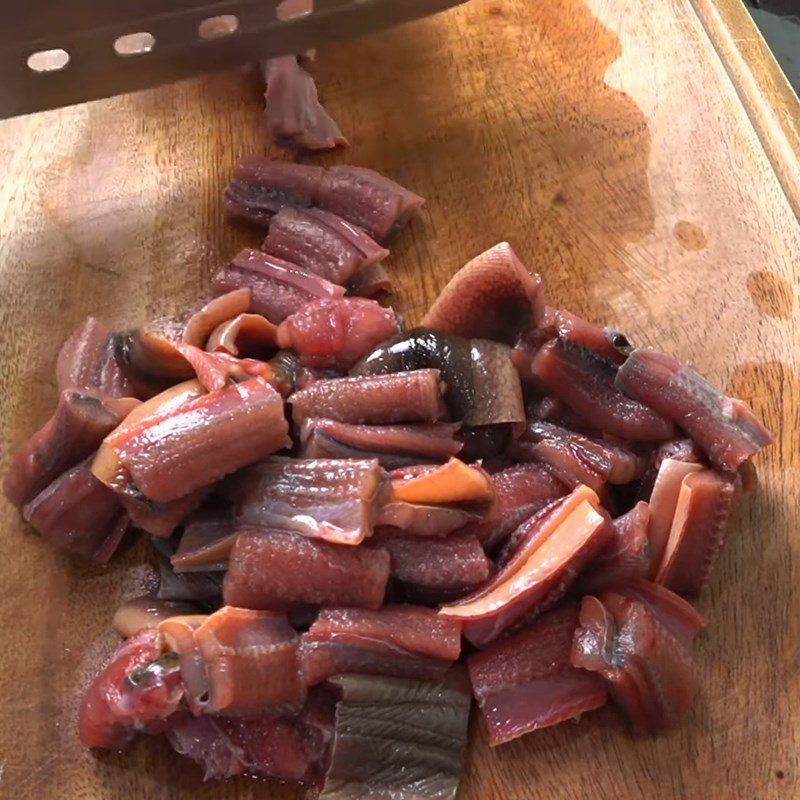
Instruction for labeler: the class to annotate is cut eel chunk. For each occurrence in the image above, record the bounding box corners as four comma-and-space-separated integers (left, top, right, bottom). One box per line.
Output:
212, 248, 344, 323
468, 604, 607, 745
224, 529, 390, 610
206, 313, 279, 359
615, 348, 774, 470
289, 369, 446, 426
99, 378, 289, 504
654, 469, 741, 595
263, 206, 388, 284
440, 485, 611, 647
182, 289, 252, 348
301, 605, 462, 685
532, 340, 677, 442
225, 457, 388, 546
194, 606, 306, 714
422, 243, 544, 345
276, 297, 399, 370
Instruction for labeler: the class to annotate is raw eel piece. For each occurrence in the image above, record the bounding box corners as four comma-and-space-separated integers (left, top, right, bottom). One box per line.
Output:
182, 289, 252, 348
440, 486, 611, 648
301, 605, 462, 685
370, 529, 491, 600
289, 369, 446, 426
263, 207, 388, 283
152, 537, 224, 607
102, 378, 289, 504
512, 420, 647, 491
224, 157, 324, 227
319, 671, 471, 800
226, 458, 387, 546
115, 320, 195, 382
553, 309, 628, 365
299, 419, 462, 469
57, 317, 136, 397
637, 438, 704, 501
112, 596, 200, 638
532, 340, 677, 442
211, 248, 344, 323
276, 297, 399, 370
224, 529, 390, 610
23, 456, 128, 562
78, 629, 183, 750
468, 605, 607, 745
121, 485, 209, 538
263, 56, 347, 151
390, 459, 495, 507
465, 338, 526, 427
375, 505, 480, 538
571, 594, 697, 735
194, 607, 305, 713
646, 458, 705, 577
422, 243, 544, 345
315, 165, 424, 243
172, 343, 277, 393
167, 708, 321, 782
4, 390, 138, 508
351, 328, 475, 421
576, 502, 652, 593
459, 462, 568, 549
616, 349, 774, 470
206, 313, 279, 358
654, 469, 741, 594
347, 261, 393, 298
158, 615, 211, 714
172, 508, 237, 572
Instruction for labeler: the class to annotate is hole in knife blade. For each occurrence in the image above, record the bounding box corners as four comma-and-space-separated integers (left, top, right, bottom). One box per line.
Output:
114, 32, 156, 57
27, 49, 70, 73
198, 15, 240, 39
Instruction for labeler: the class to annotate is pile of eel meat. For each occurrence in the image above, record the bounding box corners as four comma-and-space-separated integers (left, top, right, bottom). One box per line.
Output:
4, 156, 773, 799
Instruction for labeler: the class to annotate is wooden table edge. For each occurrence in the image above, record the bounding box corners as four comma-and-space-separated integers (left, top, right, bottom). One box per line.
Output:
689, 0, 800, 221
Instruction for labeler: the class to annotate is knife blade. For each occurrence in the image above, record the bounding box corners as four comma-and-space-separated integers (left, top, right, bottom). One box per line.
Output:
0, 0, 465, 119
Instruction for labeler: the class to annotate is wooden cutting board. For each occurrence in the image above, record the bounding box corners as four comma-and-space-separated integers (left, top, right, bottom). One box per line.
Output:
0, 1, 798, 798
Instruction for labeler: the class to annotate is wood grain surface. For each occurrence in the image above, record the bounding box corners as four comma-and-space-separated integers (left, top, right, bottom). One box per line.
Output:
1, 1, 798, 798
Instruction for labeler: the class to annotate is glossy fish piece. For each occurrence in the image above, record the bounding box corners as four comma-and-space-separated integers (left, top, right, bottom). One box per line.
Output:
207, 313, 279, 359
468, 605, 607, 745
263, 56, 347, 151
289, 369, 446, 426
389, 459, 495, 507
319, 671, 471, 800
212, 248, 344, 323
576, 502, 652, 593
422, 243, 544, 345
315, 165, 424, 243
458, 462, 567, 550
103, 378, 289, 504
23, 456, 129, 562
616, 349, 774, 470
276, 297, 399, 370
78, 629, 183, 750
441, 486, 611, 648
347, 261, 393, 298
553, 309, 629, 365
299, 419, 462, 469
171, 508, 238, 572
194, 607, 306, 714
158, 614, 211, 714
224, 529, 391, 610
224, 157, 324, 227
226, 457, 387, 546
172, 343, 277, 393
115, 321, 195, 383
56, 317, 136, 398
4, 390, 138, 508
301, 605, 462, 686
513, 420, 647, 490
465, 338, 526, 427
370, 530, 491, 599
654, 469, 741, 594
571, 594, 697, 735
532, 340, 677, 442
646, 458, 705, 577
263, 207, 388, 284
182, 289, 252, 348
